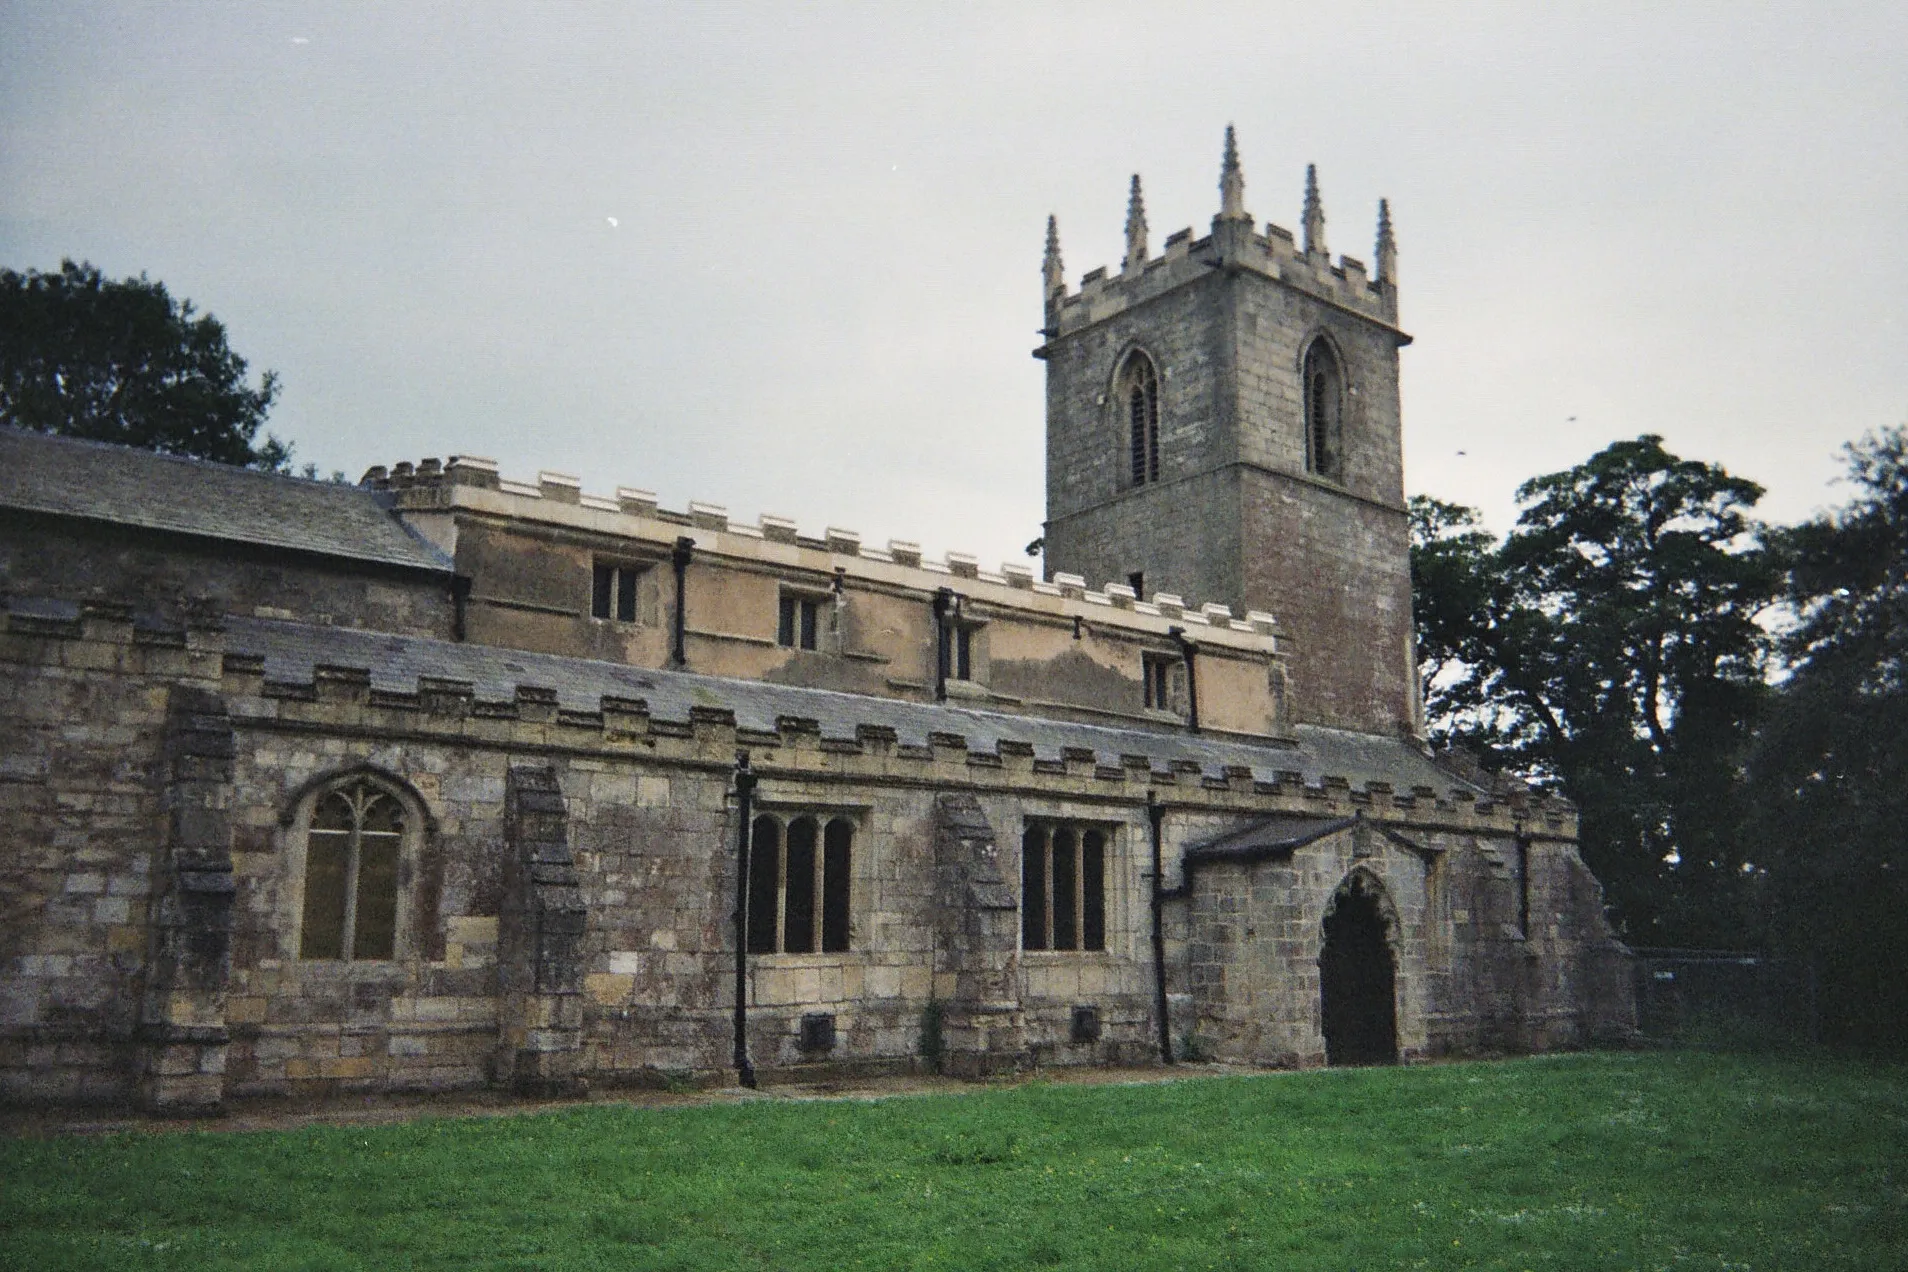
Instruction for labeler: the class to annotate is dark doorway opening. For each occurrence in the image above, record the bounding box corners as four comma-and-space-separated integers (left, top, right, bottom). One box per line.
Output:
1320, 875, 1399, 1065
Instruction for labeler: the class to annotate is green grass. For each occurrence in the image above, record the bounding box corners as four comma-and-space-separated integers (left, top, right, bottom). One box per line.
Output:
3, 1051, 1903, 1270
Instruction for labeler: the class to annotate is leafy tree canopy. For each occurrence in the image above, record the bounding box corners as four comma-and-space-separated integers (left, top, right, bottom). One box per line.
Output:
0, 259, 290, 469
1746, 426, 1908, 1046
1412, 436, 1783, 943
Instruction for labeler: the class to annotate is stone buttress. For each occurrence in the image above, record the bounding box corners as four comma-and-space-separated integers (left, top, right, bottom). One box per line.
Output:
138, 685, 238, 1112
497, 766, 587, 1095
930, 793, 1025, 1075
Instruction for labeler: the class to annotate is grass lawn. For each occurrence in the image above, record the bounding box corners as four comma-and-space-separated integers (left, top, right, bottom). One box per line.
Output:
2, 1050, 1903, 1271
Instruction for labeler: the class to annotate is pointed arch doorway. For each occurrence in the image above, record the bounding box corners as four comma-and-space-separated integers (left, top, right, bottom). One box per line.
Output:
1320, 872, 1399, 1065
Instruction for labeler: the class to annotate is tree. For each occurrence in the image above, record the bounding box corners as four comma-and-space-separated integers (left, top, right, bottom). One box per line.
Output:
1412, 437, 1782, 944
0, 259, 290, 468
1748, 425, 1908, 1047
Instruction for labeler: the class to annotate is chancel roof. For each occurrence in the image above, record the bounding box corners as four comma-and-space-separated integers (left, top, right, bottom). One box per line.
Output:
0, 429, 452, 574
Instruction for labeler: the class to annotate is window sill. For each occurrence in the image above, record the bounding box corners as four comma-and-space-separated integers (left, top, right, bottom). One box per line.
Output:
267, 958, 411, 982
746, 950, 865, 967
689, 626, 780, 649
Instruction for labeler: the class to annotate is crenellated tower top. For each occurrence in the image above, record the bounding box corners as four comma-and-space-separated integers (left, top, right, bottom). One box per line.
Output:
1038, 126, 1415, 737
1037, 128, 1402, 337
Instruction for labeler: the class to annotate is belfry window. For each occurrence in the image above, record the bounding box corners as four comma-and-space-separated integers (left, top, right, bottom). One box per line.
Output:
747, 814, 854, 954
1022, 821, 1108, 952
1117, 351, 1160, 487
1303, 338, 1344, 479
299, 779, 406, 961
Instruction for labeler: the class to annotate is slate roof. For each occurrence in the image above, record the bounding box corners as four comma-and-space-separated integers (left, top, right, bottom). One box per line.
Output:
224, 615, 1475, 794
0, 428, 452, 574
1189, 814, 1358, 859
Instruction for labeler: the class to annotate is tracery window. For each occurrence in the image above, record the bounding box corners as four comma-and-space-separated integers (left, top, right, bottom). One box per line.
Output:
1022, 821, 1108, 952
299, 778, 405, 960
1117, 350, 1160, 487
747, 813, 853, 954
1303, 338, 1344, 479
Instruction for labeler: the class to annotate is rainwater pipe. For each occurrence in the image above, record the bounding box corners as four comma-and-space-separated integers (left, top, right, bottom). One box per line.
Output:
1169, 626, 1200, 733
671, 536, 695, 667
451, 575, 472, 642
730, 751, 758, 1089
932, 587, 955, 702
1147, 792, 1173, 1064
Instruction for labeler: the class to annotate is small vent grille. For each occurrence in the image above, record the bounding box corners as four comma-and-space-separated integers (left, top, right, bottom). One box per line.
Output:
799, 1012, 837, 1053
1070, 1005, 1102, 1044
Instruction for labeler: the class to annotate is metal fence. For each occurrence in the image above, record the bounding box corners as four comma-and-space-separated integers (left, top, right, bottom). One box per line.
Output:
1631, 948, 1820, 1047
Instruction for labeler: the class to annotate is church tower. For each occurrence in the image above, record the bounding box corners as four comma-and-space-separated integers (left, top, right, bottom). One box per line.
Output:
1038, 128, 1417, 736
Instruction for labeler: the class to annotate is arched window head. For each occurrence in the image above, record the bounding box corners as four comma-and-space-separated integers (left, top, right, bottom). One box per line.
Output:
1116, 350, 1160, 487
746, 811, 854, 954
299, 778, 407, 960
1303, 338, 1345, 480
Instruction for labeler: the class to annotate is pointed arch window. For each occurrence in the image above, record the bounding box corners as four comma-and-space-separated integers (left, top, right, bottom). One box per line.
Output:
298, 779, 407, 960
1303, 338, 1345, 480
1117, 351, 1160, 487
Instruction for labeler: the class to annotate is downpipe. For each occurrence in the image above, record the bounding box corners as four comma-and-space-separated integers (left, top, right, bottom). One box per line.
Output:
1169, 626, 1200, 733
671, 536, 695, 667
731, 752, 757, 1089
1148, 792, 1173, 1064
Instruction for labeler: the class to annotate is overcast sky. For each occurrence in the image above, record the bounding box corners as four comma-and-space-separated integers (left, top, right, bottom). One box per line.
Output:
4, 3, 1903, 577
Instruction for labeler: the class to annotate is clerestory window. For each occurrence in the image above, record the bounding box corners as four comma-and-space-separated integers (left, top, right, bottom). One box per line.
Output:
1303, 338, 1344, 480
940, 622, 976, 682
298, 778, 407, 961
1117, 350, 1160, 487
747, 813, 854, 954
1022, 821, 1108, 952
1143, 651, 1176, 712
778, 594, 821, 650
592, 561, 643, 622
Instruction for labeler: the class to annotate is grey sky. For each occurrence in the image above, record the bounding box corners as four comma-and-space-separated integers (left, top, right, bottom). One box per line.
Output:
4, 3, 1903, 577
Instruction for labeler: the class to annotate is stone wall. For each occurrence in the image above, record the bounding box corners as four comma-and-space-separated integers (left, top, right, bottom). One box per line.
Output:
1, 607, 1633, 1108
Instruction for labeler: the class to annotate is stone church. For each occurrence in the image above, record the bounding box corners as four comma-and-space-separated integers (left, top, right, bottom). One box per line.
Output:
0, 130, 1633, 1110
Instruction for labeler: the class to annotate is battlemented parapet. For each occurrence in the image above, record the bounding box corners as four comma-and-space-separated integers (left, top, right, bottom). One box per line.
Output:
1040, 134, 1402, 344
